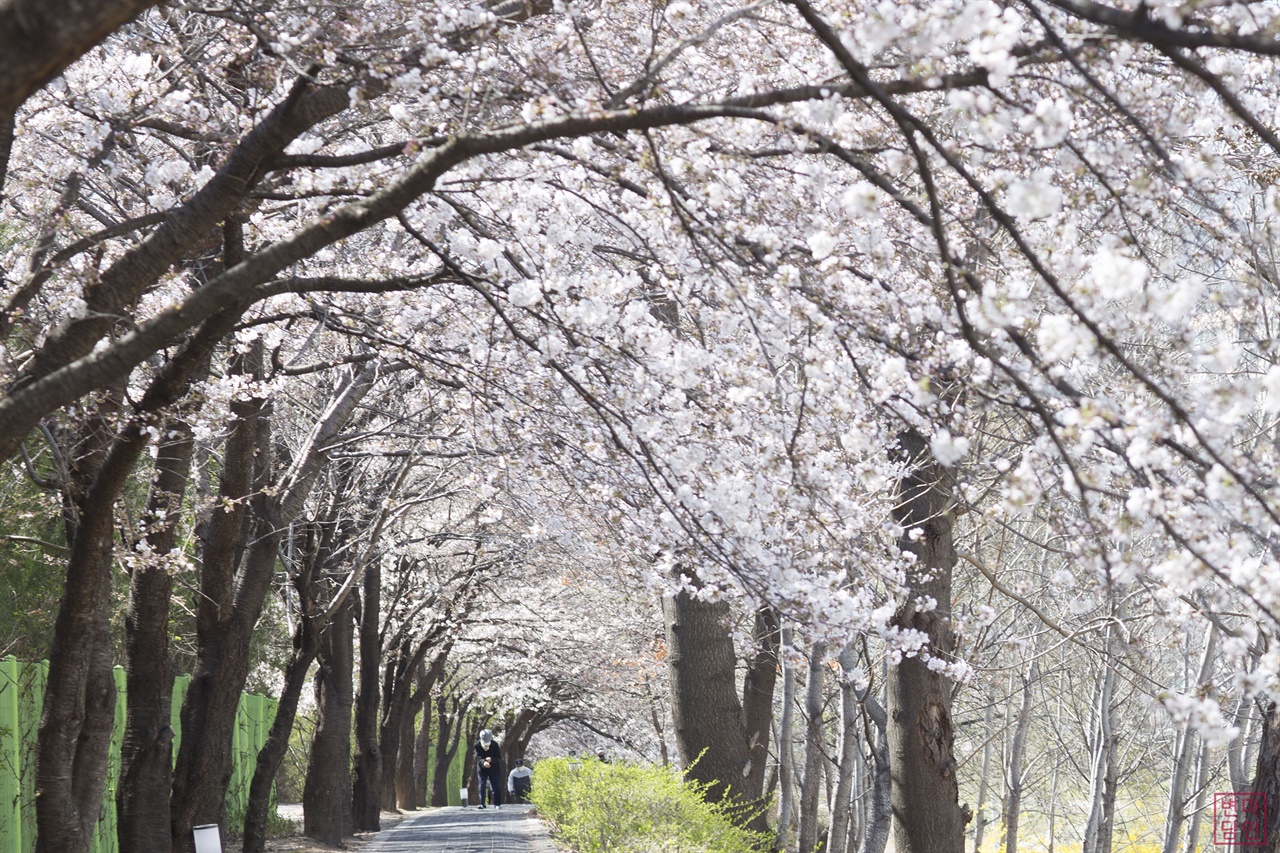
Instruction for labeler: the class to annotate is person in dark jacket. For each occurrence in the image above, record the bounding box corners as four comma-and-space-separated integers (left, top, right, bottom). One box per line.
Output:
474, 729, 503, 808
508, 758, 533, 803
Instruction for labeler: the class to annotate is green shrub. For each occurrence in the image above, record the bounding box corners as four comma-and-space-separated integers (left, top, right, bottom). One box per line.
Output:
529, 757, 770, 853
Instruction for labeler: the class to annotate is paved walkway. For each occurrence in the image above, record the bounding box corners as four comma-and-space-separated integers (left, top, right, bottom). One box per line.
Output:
364, 805, 563, 852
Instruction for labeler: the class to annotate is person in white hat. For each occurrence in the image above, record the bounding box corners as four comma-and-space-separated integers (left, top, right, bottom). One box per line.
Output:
473, 729, 504, 808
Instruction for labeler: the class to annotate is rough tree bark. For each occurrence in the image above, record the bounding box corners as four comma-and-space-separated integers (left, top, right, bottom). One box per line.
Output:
859, 696, 891, 853
380, 638, 433, 811
828, 642, 860, 853
1249, 697, 1280, 851
304, 592, 356, 846
395, 665, 431, 810
118, 219, 249, 853
171, 361, 381, 852
1002, 664, 1036, 853
34, 386, 125, 853
352, 547, 383, 830
501, 708, 538, 769
1163, 626, 1218, 853
243, 609, 323, 853
1083, 630, 1118, 853
776, 625, 797, 850
886, 429, 966, 853
971, 695, 994, 853
169, 342, 266, 852
42, 271, 246, 853
798, 641, 827, 853
244, 484, 362, 853
412, 690, 434, 809
0, 0, 163, 117
0, 112, 13, 196
662, 575, 767, 829
117, 420, 193, 853
742, 606, 780, 814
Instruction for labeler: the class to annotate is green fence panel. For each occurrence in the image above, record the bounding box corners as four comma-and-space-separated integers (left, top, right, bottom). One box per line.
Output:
170, 673, 190, 767
0, 665, 274, 852
0, 657, 20, 853
223, 688, 277, 828
228, 693, 251, 823
449, 738, 464, 807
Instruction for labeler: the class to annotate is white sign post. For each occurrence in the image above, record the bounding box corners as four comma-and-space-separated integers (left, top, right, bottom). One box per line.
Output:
193, 824, 222, 853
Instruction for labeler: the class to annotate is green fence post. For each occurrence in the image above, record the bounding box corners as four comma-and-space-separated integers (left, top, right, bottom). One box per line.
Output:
1, 656, 21, 853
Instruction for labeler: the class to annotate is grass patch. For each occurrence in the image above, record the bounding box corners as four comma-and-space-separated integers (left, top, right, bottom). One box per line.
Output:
529, 757, 770, 853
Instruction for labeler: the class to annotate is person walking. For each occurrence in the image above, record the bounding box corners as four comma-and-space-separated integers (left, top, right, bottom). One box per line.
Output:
507, 758, 533, 803
473, 729, 504, 808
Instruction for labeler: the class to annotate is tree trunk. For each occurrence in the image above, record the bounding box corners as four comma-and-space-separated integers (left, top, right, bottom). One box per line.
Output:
1099, 721, 1118, 853
503, 708, 537, 768
242, 612, 324, 853
858, 697, 891, 853
304, 593, 355, 846
378, 648, 406, 812
394, 668, 423, 810
647, 672, 670, 767
170, 351, 269, 851
885, 429, 965, 853
352, 553, 383, 830
742, 606, 780, 814
1249, 699, 1280, 851
798, 641, 827, 853
1083, 633, 1118, 853
1164, 626, 1218, 853
776, 625, 797, 850
511, 710, 554, 767
1229, 692, 1254, 793
412, 689, 434, 809
828, 643, 860, 853
0, 111, 13, 194
1002, 664, 1035, 853
36, 386, 128, 853
849, 740, 865, 853
172, 359, 381, 852
430, 692, 465, 806
380, 639, 434, 812
117, 215, 250, 853
1184, 732, 1212, 853
662, 578, 757, 816
118, 420, 194, 853
34, 538, 115, 853
394, 708, 418, 811
972, 695, 994, 853
1047, 679, 1064, 853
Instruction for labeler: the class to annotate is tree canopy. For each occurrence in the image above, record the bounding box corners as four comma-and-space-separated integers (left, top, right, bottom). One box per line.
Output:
7, 1, 1280, 852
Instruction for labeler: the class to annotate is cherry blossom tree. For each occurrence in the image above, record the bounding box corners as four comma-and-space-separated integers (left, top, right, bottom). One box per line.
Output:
15, 1, 1280, 852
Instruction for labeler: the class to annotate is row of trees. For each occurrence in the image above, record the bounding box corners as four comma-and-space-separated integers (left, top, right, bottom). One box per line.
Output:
6, 0, 1280, 851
